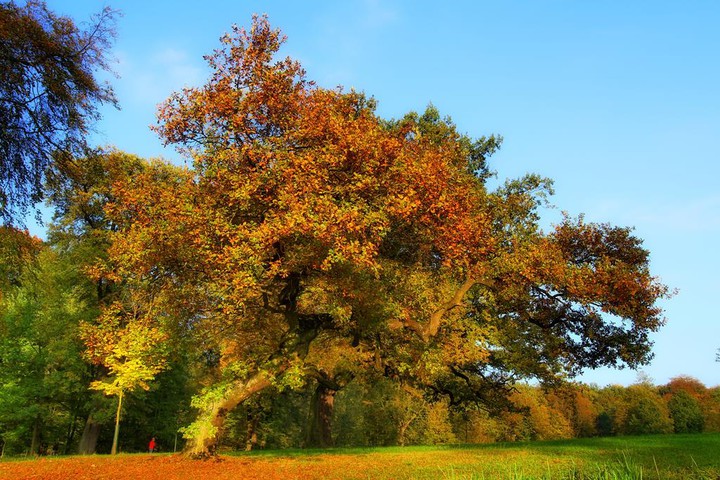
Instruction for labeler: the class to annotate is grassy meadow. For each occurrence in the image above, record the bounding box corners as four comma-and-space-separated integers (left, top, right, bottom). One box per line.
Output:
1, 433, 719, 479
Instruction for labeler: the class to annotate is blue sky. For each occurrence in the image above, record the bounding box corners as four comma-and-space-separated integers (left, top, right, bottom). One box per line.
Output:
42, 0, 720, 387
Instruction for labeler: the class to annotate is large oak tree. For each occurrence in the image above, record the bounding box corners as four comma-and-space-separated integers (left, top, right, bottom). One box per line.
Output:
98, 16, 668, 457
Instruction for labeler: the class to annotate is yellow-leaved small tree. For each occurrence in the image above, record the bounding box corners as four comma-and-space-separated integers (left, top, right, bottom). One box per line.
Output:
83, 302, 168, 454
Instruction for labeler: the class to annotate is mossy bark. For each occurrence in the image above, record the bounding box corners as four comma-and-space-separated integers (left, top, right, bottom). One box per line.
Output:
183, 373, 272, 458
77, 414, 101, 454
306, 383, 337, 448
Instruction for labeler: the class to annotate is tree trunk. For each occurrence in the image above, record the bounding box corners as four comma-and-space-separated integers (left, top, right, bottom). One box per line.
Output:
245, 412, 259, 452
77, 414, 101, 454
182, 305, 323, 458
110, 391, 123, 455
29, 417, 40, 455
64, 411, 80, 454
306, 383, 337, 448
183, 372, 272, 458
397, 413, 418, 447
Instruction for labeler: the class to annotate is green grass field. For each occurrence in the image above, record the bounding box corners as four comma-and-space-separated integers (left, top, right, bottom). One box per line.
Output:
233, 433, 720, 479
1, 433, 719, 479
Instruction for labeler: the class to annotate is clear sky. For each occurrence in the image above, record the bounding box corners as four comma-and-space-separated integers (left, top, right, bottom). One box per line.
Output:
41, 0, 720, 387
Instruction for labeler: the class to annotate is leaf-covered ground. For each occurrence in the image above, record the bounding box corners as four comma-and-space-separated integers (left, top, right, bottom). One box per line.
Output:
2, 434, 719, 480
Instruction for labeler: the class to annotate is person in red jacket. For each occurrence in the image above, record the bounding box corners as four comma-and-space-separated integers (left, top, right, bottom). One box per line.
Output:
149, 437, 157, 453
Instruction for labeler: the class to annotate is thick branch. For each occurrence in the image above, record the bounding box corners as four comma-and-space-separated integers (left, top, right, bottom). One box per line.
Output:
399, 277, 475, 342
426, 276, 475, 339
184, 371, 273, 458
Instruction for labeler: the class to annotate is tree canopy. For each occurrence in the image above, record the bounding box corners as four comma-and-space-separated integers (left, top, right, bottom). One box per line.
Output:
89, 16, 669, 457
0, 0, 117, 224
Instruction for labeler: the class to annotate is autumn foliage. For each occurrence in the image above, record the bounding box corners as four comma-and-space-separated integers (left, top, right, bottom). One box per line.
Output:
61, 15, 666, 458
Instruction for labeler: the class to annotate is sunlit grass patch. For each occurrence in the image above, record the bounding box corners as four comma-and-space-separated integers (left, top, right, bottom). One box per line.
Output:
1, 433, 719, 479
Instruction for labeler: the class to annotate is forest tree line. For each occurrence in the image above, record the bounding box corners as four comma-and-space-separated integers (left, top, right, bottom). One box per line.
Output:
0, 241, 716, 456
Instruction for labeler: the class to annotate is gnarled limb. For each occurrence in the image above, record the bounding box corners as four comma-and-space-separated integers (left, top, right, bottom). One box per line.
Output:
400, 276, 476, 342
425, 276, 475, 341
183, 372, 273, 458
184, 312, 324, 458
